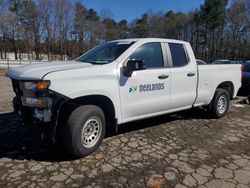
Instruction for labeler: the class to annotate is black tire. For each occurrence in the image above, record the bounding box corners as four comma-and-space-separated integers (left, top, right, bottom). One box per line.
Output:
63, 105, 105, 158
210, 88, 230, 118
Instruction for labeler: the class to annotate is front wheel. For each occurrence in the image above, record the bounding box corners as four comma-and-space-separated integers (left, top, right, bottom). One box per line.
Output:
210, 88, 230, 118
63, 105, 105, 158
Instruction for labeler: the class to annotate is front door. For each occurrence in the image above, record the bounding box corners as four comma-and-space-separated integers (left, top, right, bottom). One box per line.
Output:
119, 42, 171, 123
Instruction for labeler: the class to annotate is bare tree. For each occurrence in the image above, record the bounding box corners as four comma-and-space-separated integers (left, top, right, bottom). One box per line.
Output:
39, 0, 55, 60
0, 0, 249, 61
85, 8, 103, 48
19, 0, 42, 60
147, 12, 166, 38
55, 0, 73, 60
8, 0, 24, 60
74, 2, 87, 56
226, 0, 249, 60
0, 11, 18, 59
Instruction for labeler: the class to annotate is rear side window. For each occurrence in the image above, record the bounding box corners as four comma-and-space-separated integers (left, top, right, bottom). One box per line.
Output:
169, 43, 188, 67
129, 42, 164, 68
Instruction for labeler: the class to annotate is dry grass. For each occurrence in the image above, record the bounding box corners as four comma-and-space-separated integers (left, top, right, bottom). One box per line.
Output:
0, 69, 7, 76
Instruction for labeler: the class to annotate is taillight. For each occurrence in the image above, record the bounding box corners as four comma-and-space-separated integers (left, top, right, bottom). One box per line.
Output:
241, 65, 243, 82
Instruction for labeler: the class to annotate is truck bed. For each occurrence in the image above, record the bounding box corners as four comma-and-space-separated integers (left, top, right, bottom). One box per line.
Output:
195, 64, 242, 106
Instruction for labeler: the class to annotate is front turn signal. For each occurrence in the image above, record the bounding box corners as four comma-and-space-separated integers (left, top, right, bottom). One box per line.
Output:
36, 81, 50, 90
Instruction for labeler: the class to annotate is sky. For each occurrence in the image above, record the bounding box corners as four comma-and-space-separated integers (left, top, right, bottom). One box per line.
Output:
80, 0, 205, 22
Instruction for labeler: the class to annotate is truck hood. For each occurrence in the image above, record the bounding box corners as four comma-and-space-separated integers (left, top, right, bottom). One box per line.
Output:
6, 61, 94, 80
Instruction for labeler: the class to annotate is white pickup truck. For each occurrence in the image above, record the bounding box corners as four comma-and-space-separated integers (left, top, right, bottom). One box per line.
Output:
6, 38, 241, 157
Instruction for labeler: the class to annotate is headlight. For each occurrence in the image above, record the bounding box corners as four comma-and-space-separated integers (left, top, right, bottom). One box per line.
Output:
24, 81, 50, 91
21, 97, 52, 108
21, 80, 51, 107
24, 82, 36, 90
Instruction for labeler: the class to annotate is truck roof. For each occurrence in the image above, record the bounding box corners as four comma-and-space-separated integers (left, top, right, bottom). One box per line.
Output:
110, 38, 188, 44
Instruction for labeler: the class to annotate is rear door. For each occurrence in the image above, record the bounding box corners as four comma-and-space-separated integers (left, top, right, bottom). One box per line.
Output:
164, 43, 197, 109
119, 42, 171, 122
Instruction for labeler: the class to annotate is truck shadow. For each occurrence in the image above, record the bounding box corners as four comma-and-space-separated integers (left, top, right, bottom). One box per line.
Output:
237, 88, 250, 98
0, 108, 211, 162
107, 107, 211, 137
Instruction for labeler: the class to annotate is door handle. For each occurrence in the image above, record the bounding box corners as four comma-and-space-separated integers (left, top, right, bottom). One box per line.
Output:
187, 72, 196, 77
158, 74, 169, 79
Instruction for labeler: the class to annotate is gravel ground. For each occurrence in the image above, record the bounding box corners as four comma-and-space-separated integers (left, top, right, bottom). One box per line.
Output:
0, 76, 14, 112
0, 76, 250, 188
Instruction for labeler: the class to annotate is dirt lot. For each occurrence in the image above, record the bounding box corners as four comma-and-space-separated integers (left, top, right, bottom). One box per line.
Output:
0, 76, 250, 188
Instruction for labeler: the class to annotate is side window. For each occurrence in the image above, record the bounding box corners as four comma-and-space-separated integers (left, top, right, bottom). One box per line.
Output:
129, 42, 164, 68
169, 43, 188, 67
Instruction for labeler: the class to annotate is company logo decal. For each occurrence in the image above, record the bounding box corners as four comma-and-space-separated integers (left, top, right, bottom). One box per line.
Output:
129, 83, 165, 93
129, 85, 138, 93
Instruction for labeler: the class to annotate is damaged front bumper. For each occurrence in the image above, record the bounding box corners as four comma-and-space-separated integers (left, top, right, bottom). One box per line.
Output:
12, 79, 69, 142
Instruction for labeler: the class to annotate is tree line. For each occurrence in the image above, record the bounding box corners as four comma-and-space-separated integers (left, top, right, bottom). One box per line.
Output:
0, 0, 249, 63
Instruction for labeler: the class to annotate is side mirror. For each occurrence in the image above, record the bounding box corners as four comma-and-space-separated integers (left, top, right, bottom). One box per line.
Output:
123, 59, 145, 77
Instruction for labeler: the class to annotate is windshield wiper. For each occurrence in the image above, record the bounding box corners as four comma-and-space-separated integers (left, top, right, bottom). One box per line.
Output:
76, 60, 97, 64
76, 59, 109, 65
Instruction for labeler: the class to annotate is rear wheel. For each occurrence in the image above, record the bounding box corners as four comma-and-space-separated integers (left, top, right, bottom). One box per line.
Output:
63, 105, 105, 158
210, 88, 230, 118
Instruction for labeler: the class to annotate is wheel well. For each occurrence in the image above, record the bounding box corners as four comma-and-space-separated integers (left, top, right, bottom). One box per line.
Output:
56, 95, 116, 140
65, 95, 115, 123
217, 81, 234, 99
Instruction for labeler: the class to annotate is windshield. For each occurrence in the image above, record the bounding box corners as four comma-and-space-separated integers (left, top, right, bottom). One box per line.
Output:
76, 42, 134, 64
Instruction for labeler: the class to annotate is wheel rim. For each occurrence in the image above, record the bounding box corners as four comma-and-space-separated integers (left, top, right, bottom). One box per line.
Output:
81, 117, 102, 148
217, 95, 227, 114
